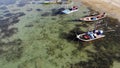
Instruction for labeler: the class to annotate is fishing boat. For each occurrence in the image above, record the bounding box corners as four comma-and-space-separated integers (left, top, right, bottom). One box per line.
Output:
80, 12, 106, 21
62, 6, 78, 14
77, 30, 105, 41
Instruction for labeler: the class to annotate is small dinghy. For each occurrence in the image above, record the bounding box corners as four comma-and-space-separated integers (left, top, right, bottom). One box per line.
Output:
62, 6, 78, 14
77, 30, 105, 41
80, 12, 106, 21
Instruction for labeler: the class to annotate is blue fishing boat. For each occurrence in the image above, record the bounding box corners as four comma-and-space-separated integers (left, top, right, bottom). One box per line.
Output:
62, 6, 78, 14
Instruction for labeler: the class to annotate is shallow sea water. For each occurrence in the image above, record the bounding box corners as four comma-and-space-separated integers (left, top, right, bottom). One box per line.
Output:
0, 1, 120, 68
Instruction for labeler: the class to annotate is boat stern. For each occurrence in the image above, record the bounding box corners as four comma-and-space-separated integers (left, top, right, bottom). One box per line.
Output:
76, 35, 80, 39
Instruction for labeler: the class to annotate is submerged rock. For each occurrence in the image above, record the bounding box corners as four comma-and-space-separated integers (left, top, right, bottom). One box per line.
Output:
36, 9, 42, 12
25, 24, 33, 27
12, 9, 20, 12
41, 12, 51, 17
0, 12, 25, 38
14, 12, 25, 17
17, 3, 26, 7
0, 6, 8, 10
26, 8, 32, 12
3, 10, 10, 13
4, 13, 14, 17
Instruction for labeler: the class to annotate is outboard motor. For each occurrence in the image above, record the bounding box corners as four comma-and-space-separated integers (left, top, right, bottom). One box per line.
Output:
99, 30, 103, 35
97, 30, 103, 35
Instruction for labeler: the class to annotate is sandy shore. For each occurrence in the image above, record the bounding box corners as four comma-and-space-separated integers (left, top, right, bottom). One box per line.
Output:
78, 0, 120, 21
102, 0, 120, 7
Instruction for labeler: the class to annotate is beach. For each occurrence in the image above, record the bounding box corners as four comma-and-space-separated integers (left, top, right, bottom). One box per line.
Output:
80, 0, 120, 21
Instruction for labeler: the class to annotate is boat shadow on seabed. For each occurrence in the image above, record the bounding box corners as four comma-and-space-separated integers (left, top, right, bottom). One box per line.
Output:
59, 26, 94, 49
51, 8, 65, 16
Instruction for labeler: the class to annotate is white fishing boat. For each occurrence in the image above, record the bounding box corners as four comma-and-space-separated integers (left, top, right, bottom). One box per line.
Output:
77, 30, 105, 41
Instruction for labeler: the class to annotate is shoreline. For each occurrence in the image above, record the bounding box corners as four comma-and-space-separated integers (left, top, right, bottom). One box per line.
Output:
102, 0, 120, 8
79, 0, 120, 21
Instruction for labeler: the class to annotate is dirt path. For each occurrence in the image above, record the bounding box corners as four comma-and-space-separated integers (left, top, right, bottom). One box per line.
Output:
75, 0, 120, 21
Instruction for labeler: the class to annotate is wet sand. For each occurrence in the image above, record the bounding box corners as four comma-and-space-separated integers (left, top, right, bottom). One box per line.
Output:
79, 0, 120, 21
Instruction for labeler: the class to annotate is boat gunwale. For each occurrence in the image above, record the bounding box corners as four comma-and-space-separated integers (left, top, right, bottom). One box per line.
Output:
77, 33, 105, 41
80, 13, 106, 21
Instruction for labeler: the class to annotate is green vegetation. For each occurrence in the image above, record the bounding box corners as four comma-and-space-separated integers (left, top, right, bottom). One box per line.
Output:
71, 17, 120, 68
0, 4, 90, 68
0, 2, 120, 68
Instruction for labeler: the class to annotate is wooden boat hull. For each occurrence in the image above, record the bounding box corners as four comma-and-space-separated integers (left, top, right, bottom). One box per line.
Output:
80, 13, 106, 21
77, 33, 105, 42
80, 17, 99, 21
